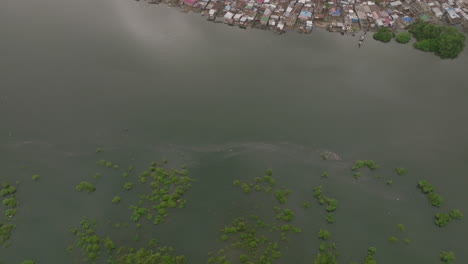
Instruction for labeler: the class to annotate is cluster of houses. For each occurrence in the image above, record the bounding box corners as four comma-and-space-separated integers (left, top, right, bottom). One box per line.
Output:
144, 0, 468, 33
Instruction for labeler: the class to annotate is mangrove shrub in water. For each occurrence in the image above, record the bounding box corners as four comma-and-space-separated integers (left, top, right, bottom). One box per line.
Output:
440, 251, 455, 264
32, 174, 39, 181
395, 168, 406, 176
112, 196, 121, 204
449, 209, 463, 220
75, 181, 96, 193
318, 229, 330, 240
410, 21, 465, 59
435, 213, 451, 227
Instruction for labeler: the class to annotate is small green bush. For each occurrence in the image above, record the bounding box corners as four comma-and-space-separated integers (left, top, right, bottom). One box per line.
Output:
395, 32, 411, 44
435, 213, 451, 227
318, 229, 330, 240
75, 182, 96, 193
112, 196, 121, 204
449, 209, 463, 220
440, 251, 455, 264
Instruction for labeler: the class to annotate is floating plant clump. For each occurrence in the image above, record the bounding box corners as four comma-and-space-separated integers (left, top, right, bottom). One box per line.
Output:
351, 160, 379, 171
233, 169, 276, 195
75, 181, 96, 193
313, 230, 339, 264
69, 218, 185, 264
440, 251, 455, 264
312, 185, 338, 213
127, 163, 193, 225
417, 180, 443, 207
0, 181, 19, 247
209, 215, 300, 264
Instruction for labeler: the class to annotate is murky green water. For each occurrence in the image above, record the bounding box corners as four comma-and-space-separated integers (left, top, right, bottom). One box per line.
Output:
1, 0, 468, 263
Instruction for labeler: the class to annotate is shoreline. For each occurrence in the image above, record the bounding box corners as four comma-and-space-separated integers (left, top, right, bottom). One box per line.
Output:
136, 0, 468, 36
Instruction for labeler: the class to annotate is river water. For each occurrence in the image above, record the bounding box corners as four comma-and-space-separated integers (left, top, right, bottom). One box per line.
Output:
1, 0, 468, 263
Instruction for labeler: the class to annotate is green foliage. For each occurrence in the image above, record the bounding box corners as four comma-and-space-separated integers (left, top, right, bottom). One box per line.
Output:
0, 184, 16, 196
326, 199, 338, 212
116, 246, 186, 264
276, 208, 295, 222
266, 169, 273, 176
373, 28, 394, 43
124, 182, 134, 191
321, 171, 328, 178
313, 185, 322, 198
395, 168, 406, 176
95, 148, 103, 153
302, 202, 310, 209
318, 229, 330, 240
352, 160, 378, 171
274, 188, 291, 204
403, 238, 411, 244
5, 209, 16, 217
233, 180, 241, 186
417, 180, 434, 193
2, 197, 17, 208
449, 209, 463, 220
326, 214, 335, 224
389, 236, 398, 243
106, 161, 113, 168
409, 22, 466, 58
395, 32, 411, 44
435, 213, 452, 227
440, 251, 455, 264
427, 192, 443, 207
241, 183, 251, 193
71, 218, 102, 261
0, 222, 16, 246
397, 224, 405, 232
32, 174, 40, 181
21, 261, 35, 264
104, 237, 116, 254
75, 181, 96, 193
112, 196, 121, 204
216, 216, 290, 264
386, 180, 393, 185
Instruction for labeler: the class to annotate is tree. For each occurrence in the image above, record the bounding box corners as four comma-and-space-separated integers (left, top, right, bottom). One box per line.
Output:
395, 32, 411, 44
373, 28, 394, 43
409, 22, 465, 58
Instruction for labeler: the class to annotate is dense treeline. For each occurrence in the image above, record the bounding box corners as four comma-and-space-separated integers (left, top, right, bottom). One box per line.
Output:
409, 22, 466, 59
